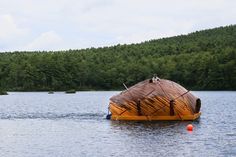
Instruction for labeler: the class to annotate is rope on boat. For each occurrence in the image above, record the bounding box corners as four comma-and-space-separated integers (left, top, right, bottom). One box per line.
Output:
173, 90, 190, 101
123, 83, 135, 100
157, 80, 184, 120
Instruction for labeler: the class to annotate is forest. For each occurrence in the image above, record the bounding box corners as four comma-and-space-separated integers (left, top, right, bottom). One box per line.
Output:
0, 25, 235, 91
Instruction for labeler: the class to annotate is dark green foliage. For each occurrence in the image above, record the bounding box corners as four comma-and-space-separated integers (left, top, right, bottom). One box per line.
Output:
0, 90, 8, 95
0, 25, 235, 91
48, 91, 54, 94
65, 89, 76, 94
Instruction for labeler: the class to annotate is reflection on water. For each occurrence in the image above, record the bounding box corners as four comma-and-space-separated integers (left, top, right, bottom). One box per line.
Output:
111, 120, 190, 132
0, 91, 235, 157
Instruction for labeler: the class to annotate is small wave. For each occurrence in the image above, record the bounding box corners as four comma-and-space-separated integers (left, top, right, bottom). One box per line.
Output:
0, 112, 106, 120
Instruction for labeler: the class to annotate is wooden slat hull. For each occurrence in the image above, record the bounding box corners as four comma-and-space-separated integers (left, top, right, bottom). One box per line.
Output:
108, 78, 201, 121
111, 112, 201, 121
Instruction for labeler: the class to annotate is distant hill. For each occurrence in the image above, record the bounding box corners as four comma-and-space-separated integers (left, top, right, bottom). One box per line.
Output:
0, 25, 235, 91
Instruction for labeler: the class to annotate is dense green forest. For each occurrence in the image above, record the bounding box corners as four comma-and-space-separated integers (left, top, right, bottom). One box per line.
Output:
0, 25, 236, 91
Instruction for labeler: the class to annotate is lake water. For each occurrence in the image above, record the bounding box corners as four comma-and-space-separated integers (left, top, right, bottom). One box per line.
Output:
0, 91, 235, 157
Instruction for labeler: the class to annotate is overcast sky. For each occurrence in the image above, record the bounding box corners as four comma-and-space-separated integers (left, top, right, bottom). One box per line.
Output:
0, 0, 235, 52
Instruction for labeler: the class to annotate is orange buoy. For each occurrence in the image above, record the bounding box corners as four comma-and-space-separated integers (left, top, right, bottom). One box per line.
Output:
187, 124, 193, 131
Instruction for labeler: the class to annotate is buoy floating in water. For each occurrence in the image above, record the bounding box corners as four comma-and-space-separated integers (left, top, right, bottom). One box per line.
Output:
186, 124, 193, 131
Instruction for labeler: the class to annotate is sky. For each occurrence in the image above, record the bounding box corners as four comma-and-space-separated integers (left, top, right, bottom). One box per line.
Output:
0, 0, 235, 52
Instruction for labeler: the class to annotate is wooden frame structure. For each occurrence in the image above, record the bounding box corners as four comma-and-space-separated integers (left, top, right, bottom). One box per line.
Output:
109, 78, 201, 121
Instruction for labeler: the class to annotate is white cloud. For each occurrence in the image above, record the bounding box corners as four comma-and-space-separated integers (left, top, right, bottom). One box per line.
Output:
0, 14, 28, 40
24, 31, 63, 51
0, 0, 236, 51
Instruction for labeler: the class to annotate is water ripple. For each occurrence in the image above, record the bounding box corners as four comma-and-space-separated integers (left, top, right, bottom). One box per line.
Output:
0, 112, 106, 120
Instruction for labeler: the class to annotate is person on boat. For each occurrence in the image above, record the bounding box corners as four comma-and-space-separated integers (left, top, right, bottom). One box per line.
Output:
152, 74, 160, 83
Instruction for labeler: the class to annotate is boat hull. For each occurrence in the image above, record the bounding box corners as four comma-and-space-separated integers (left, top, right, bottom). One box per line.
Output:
111, 112, 201, 121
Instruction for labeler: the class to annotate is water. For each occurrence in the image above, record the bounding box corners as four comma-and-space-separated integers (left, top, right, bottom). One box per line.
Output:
0, 91, 235, 157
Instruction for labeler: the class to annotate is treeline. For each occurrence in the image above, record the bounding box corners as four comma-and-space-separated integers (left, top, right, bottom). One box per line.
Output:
0, 25, 236, 91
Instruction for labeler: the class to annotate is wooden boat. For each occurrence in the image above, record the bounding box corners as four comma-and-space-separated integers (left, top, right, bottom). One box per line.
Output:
108, 77, 201, 121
